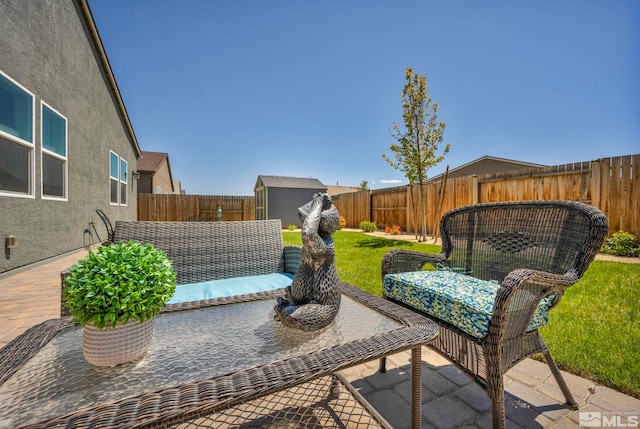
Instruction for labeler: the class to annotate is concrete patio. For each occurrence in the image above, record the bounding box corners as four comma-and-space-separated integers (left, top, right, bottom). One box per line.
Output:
1, 248, 638, 428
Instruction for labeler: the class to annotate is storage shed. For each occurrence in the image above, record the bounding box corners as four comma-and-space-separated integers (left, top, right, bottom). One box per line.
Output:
254, 176, 327, 228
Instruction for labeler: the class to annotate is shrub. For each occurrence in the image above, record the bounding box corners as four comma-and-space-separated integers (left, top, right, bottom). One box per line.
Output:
63, 241, 176, 328
601, 231, 640, 257
359, 221, 377, 232
287, 224, 297, 230
384, 224, 402, 235
339, 216, 347, 230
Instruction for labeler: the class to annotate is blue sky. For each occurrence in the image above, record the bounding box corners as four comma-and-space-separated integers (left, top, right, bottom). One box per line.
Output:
88, 1, 639, 196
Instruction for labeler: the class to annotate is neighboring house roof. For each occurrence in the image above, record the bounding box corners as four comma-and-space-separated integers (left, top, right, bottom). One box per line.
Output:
138, 151, 175, 192
428, 155, 547, 182
173, 180, 183, 194
78, 0, 141, 158
326, 185, 359, 196
255, 175, 326, 190
138, 151, 169, 172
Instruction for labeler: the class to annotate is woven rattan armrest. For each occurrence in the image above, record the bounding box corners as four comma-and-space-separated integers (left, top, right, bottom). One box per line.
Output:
283, 245, 302, 274
381, 248, 446, 277
487, 268, 576, 341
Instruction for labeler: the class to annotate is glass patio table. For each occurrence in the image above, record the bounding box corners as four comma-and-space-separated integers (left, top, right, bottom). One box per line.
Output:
0, 283, 438, 428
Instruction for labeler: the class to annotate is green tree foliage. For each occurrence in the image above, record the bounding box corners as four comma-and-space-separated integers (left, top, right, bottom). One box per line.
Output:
357, 180, 370, 191
383, 68, 450, 241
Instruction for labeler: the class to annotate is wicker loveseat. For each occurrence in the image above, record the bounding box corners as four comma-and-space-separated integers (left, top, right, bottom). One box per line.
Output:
379, 201, 608, 429
62, 219, 301, 316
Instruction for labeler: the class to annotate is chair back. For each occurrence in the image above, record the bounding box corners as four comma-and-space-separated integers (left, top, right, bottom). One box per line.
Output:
439, 201, 608, 283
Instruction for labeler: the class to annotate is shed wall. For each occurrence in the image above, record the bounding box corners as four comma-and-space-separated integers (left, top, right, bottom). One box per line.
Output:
266, 188, 323, 228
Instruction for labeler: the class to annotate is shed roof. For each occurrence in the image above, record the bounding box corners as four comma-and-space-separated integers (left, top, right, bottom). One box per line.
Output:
255, 175, 326, 190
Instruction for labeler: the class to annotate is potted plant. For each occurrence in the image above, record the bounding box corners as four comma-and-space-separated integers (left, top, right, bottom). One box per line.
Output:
63, 241, 176, 366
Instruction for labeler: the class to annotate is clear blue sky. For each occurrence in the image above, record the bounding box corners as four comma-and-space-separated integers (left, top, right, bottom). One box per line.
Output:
88, 1, 639, 196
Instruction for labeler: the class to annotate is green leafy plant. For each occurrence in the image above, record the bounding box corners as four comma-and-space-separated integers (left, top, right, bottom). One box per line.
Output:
63, 241, 176, 329
287, 224, 297, 230
359, 221, 377, 232
601, 231, 640, 257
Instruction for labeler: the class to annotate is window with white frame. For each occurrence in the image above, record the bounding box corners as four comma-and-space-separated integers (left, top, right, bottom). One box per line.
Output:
41, 102, 67, 199
120, 157, 127, 205
0, 71, 35, 197
110, 151, 127, 205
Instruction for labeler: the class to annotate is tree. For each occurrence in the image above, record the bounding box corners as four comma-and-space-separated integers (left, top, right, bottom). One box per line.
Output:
383, 68, 450, 241
357, 180, 370, 191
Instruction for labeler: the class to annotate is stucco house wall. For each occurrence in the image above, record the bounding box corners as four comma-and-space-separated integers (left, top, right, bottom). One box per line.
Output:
0, 0, 140, 274
152, 158, 174, 194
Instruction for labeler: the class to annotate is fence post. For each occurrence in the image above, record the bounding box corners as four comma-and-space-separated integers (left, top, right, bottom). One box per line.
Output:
472, 175, 479, 204
591, 159, 601, 210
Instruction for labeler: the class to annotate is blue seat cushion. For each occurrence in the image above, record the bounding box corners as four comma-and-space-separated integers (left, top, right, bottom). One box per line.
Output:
168, 273, 294, 304
383, 270, 555, 339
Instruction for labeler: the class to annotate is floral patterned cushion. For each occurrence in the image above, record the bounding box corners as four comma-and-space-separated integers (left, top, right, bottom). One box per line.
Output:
383, 271, 554, 339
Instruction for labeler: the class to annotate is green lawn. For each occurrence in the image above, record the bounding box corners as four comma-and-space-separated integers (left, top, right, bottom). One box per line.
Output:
283, 230, 640, 398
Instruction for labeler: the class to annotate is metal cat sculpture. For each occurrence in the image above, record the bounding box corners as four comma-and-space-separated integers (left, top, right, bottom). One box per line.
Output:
274, 193, 341, 331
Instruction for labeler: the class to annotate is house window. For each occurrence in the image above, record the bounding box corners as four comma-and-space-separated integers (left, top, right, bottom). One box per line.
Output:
120, 157, 127, 205
110, 151, 127, 205
0, 71, 34, 197
41, 102, 67, 199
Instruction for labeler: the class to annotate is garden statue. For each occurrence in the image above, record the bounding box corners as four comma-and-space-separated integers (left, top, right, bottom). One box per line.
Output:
274, 193, 341, 331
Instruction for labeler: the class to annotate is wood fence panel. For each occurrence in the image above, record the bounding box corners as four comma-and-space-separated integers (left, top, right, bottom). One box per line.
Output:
372, 188, 406, 229
593, 159, 609, 222
405, 186, 418, 236
602, 154, 639, 236
478, 171, 590, 204
332, 191, 370, 228
590, 160, 600, 207
631, 154, 640, 236
404, 181, 454, 236
621, 156, 632, 229
138, 155, 638, 236
405, 184, 434, 236
137, 194, 255, 222
609, 157, 622, 234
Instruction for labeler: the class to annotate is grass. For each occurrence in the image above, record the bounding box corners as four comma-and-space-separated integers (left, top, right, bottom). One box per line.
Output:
283, 230, 640, 398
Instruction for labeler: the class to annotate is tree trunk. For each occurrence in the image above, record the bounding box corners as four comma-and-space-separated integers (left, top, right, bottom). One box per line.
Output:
418, 182, 427, 242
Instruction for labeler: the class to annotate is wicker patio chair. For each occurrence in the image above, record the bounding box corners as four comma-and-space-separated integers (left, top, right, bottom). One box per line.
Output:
379, 200, 608, 429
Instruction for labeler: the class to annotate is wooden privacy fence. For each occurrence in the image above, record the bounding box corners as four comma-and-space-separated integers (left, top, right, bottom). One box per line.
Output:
333, 154, 640, 237
138, 194, 255, 222
136, 154, 638, 236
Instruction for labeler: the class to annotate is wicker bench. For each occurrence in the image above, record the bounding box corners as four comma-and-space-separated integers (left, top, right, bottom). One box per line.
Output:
61, 219, 301, 316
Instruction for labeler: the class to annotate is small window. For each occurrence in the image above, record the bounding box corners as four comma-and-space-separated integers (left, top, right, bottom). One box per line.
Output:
0, 71, 34, 197
41, 103, 67, 199
110, 151, 128, 205
120, 158, 127, 206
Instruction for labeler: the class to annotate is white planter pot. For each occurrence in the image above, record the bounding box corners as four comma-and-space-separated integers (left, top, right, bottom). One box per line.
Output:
83, 319, 154, 366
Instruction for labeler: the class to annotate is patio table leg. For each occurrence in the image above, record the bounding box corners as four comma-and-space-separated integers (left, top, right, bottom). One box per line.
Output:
411, 346, 422, 429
